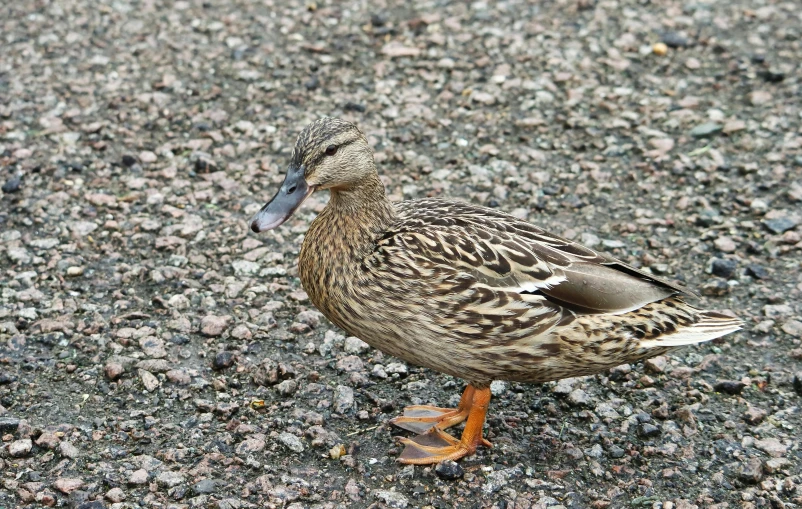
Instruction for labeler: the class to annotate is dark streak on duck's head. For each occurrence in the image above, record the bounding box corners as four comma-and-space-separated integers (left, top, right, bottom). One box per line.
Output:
250, 117, 374, 233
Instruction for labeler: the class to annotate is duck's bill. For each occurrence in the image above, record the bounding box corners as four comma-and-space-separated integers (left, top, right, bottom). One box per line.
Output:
250, 168, 313, 233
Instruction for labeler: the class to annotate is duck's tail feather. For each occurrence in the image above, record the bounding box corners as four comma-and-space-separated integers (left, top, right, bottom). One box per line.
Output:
639, 311, 742, 349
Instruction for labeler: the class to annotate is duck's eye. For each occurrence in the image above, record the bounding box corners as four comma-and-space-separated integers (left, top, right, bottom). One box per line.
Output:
325, 145, 338, 156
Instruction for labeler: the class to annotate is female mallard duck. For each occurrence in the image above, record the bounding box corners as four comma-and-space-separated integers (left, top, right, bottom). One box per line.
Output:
250, 117, 741, 465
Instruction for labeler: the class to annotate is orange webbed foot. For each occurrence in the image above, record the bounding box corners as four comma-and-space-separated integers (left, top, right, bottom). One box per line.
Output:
391, 384, 492, 465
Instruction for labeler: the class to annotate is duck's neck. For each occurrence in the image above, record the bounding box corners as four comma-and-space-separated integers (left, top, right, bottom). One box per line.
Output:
306, 173, 396, 260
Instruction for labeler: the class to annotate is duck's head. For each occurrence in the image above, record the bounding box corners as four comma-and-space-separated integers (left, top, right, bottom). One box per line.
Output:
250, 117, 373, 233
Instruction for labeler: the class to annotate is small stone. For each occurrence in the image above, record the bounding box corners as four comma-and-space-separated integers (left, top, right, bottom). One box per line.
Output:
104, 362, 124, 381
435, 460, 464, 480
334, 385, 355, 414
763, 217, 798, 234
9, 438, 32, 457
139, 150, 157, 163
343, 336, 370, 354
201, 315, 231, 336
644, 356, 667, 373
568, 388, 590, 406
713, 236, 737, 252
139, 369, 160, 392
2, 177, 21, 193
609, 445, 626, 458
0, 416, 20, 433
710, 258, 738, 279
748, 90, 772, 106
723, 119, 747, 134
638, 423, 661, 438
193, 479, 219, 494
336, 355, 364, 372
737, 457, 764, 484
743, 407, 768, 425
375, 489, 409, 508
278, 432, 304, 453
781, 320, 802, 338
652, 42, 668, 56
714, 380, 746, 395
59, 441, 80, 459
755, 437, 787, 457
121, 154, 137, 167
690, 122, 722, 138
746, 264, 768, 279
105, 487, 125, 503
156, 471, 185, 488
764, 458, 791, 474
793, 372, 802, 396
36, 432, 60, 449
129, 469, 148, 485
385, 362, 408, 376
275, 379, 298, 396
53, 478, 84, 494
210, 351, 234, 371
661, 32, 690, 48
701, 280, 730, 296
230, 324, 252, 340
490, 380, 507, 396
66, 266, 84, 277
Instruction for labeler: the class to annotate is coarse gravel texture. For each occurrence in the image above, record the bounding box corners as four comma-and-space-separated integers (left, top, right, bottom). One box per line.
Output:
1, 0, 801, 508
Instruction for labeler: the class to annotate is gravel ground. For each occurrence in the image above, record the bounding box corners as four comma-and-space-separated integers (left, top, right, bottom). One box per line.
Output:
2, 0, 802, 507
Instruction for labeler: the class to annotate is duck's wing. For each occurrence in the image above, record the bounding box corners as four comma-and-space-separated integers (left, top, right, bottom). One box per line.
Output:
376, 199, 693, 316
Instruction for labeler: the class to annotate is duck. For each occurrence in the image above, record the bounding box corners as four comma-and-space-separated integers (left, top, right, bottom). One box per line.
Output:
250, 117, 742, 465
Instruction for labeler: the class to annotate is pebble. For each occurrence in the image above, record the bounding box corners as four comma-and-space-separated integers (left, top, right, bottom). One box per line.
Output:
737, 457, 764, 484
714, 380, 746, 395
334, 385, 355, 414
104, 362, 125, 381
638, 423, 661, 438
713, 236, 737, 252
156, 471, 185, 488
374, 489, 409, 508
201, 315, 231, 336
230, 324, 252, 340
0, 416, 20, 433
763, 217, 798, 234
344, 336, 370, 354
66, 266, 84, 277
193, 479, 220, 494
139, 369, 160, 391
644, 356, 667, 373
746, 264, 769, 279
754, 437, 787, 457
690, 123, 722, 138
9, 438, 32, 457
568, 388, 590, 406
660, 31, 690, 47
275, 379, 298, 396
435, 460, 464, 480
128, 469, 149, 485
105, 487, 125, 503
59, 441, 80, 459
36, 432, 60, 449
2, 176, 22, 193
709, 258, 737, 279
742, 407, 767, 425
277, 432, 304, 453
213, 351, 236, 370
53, 477, 85, 494
793, 372, 802, 396
781, 320, 802, 337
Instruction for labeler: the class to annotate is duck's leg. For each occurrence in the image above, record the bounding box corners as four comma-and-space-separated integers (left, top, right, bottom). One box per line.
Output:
395, 385, 492, 465
389, 385, 475, 434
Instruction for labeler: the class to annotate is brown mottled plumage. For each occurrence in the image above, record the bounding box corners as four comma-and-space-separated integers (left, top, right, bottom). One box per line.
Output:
250, 118, 742, 464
